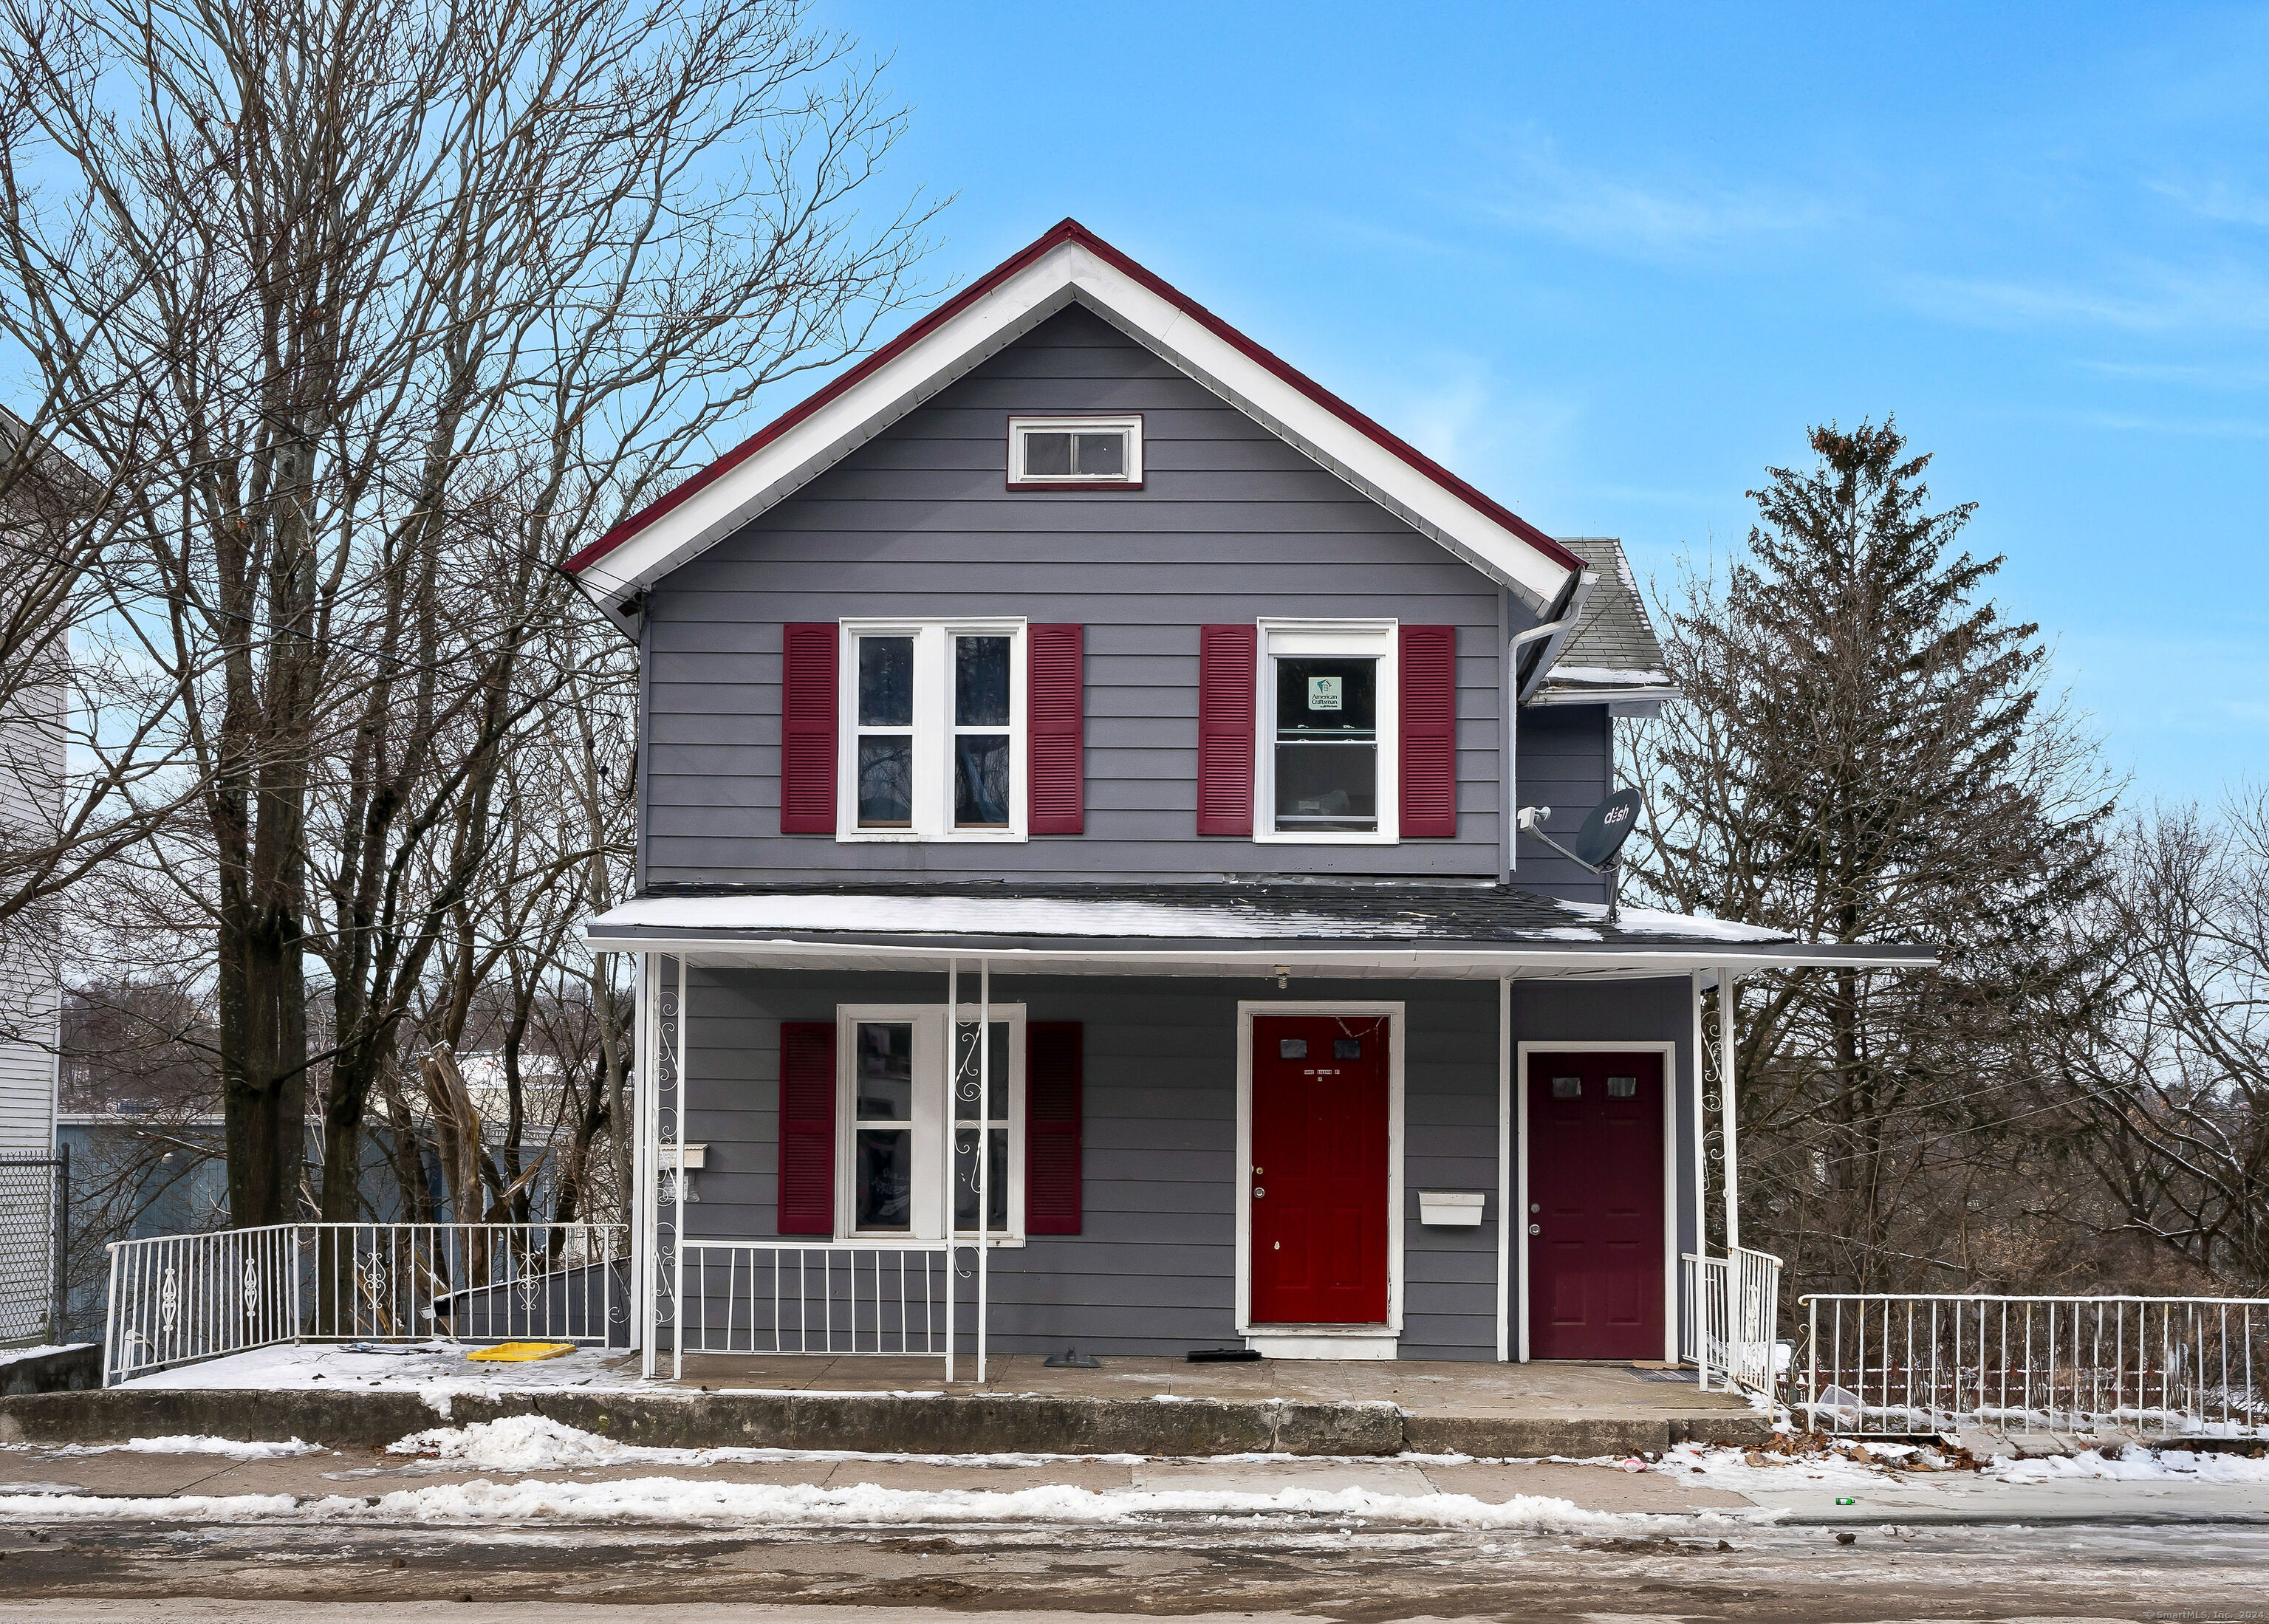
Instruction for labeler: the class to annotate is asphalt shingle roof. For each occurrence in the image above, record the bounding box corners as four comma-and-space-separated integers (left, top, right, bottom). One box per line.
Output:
1534, 537, 1672, 701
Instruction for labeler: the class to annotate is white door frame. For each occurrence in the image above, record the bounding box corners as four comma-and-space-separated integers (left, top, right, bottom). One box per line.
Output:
1235, 1000, 1405, 1358
1513, 1041, 1678, 1364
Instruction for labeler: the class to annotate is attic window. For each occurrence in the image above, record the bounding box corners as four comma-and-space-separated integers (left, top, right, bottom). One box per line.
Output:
1008, 416, 1142, 489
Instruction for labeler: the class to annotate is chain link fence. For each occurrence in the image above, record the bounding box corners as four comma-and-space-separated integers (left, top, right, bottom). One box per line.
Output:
0, 1148, 68, 1346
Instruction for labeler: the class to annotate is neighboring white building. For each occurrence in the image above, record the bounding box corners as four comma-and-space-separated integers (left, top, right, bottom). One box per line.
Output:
0, 406, 66, 1159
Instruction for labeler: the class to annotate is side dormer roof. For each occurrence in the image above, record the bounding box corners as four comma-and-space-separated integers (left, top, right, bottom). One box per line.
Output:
1526, 537, 1678, 713
564, 219, 1585, 621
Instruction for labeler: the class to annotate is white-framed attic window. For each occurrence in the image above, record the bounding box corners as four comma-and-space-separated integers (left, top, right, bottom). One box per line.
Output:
839, 619, 1027, 843
1007, 415, 1143, 489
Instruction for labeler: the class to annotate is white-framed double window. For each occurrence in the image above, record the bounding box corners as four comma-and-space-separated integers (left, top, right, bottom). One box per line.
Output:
1256, 619, 1400, 843
835, 1004, 1026, 1243
1007, 415, 1143, 488
839, 620, 1027, 841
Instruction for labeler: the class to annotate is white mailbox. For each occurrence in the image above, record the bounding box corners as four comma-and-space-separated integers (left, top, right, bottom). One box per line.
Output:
1417, 1190, 1486, 1227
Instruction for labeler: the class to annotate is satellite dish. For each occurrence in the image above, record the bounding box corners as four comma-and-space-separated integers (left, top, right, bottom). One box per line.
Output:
1570, 788, 1644, 871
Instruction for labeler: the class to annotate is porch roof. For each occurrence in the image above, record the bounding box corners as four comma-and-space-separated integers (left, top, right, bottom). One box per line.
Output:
584, 882, 1934, 980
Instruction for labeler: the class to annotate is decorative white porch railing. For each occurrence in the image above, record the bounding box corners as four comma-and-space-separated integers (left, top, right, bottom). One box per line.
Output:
1792, 1294, 2269, 1439
1680, 1245, 1782, 1396
674, 1240, 955, 1363
103, 1222, 629, 1386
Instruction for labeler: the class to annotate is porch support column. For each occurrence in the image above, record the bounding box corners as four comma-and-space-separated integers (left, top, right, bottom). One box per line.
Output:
1495, 975, 1512, 1362
976, 958, 992, 1385
944, 958, 958, 1384
634, 952, 659, 1377
671, 954, 688, 1383
1718, 965, 1740, 1255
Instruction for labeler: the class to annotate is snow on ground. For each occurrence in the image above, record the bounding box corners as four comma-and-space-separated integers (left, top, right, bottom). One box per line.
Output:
1991, 1447, 2269, 1485
389, 1414, 1154, 1471
0, 1475, 1765, 1533
0, 1343, 83, 1365
117, 1340, 630, 1398
40, 1436, 324, 1459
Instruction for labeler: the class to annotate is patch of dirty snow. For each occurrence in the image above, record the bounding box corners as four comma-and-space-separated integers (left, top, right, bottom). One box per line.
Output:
0, 1476, 1773, 1532
389, 1415, 1152, 1472
0, 1343, 83, 1365
1990, 1447, 2269, 1485
49, 1436, 321, 1460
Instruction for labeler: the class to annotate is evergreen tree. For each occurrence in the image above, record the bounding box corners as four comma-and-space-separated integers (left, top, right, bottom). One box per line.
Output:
1633, 420, 2115, 1292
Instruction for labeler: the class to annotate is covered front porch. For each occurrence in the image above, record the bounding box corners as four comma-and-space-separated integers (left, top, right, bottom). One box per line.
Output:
598, 883, 1929, 1390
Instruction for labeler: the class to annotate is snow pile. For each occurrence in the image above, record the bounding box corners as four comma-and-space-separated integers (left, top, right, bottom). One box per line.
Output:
0, 1476, 1770, 1532
121, 1436, 322, 1459
1990, 1447, 2269, 1485
43, 1436, 321, 1460
389, 1415, 1157, 1472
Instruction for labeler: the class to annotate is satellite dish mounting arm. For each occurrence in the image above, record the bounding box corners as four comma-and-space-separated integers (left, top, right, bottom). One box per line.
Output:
1516, 789, 1644, 925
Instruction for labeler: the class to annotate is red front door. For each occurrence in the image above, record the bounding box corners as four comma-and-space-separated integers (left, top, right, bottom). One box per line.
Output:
1527, 1051, 1666, 1359
1250, 1015, 1390, 1325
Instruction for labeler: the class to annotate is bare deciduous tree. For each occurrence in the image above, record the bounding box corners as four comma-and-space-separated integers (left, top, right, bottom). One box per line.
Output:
0, 0, 937, 1235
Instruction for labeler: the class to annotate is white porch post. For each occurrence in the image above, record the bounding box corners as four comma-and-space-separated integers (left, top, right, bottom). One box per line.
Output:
634, 952, 660, 1377
1495, 974, 1512, 1363
1719, 964, 1740, 1255
671, 954, 688, 1382
976, 956, 991, 1385
943, 958, 957, 1383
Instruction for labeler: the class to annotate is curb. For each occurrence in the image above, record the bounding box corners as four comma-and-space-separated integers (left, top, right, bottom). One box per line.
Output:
0, 1387, 1766, 1459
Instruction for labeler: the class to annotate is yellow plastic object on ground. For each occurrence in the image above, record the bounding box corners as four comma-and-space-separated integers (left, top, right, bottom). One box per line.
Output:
465, 1341, 578, 1363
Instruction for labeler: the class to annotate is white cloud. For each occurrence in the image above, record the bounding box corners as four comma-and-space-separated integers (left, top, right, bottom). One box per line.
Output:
1897, 260, 2269, 334
1473, 129, 1839, 261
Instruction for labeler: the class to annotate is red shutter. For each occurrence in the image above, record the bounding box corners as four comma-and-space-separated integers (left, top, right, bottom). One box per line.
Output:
779, 623, 838, 834
777, 1021, 835, 1235
1027, 625, 1084, 834
1025, 1021, 1083, 1235
1197, 623, 1256, 836
1399, 625, 1457, 837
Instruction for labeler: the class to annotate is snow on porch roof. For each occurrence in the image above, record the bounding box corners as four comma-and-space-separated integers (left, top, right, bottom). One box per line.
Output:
583, 883, 1934, 978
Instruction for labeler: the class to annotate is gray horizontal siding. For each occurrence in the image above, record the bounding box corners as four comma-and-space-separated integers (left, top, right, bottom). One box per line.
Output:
677, 968, 1506, 1360
642, 303, 1531, 885
1512, 705, 1615, 902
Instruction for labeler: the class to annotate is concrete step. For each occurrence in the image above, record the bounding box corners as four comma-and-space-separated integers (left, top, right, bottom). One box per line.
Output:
1, 1386, 1770, 1459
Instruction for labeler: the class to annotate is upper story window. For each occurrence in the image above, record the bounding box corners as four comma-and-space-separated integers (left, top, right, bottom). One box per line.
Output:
1007, 415, 1143, 489
841, 620, 1025, 841
1257, 620, 1399, 843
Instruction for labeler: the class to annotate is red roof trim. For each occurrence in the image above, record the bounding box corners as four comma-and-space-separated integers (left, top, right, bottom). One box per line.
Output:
564, 219, 1584, 578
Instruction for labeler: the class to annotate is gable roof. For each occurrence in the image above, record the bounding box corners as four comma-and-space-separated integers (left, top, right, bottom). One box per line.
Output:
1527, 537, 1677, 708
564, 219, 1585, 619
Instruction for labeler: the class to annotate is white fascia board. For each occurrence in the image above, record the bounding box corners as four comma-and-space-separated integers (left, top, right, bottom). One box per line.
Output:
1056, 247, 1575, 611
579, 241, 1578, 614
576, 254, 1084, 606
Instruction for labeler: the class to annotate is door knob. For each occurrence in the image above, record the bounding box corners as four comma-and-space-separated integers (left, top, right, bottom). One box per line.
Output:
1254, 1188, 1265, 1199
1527, 1223, 1541, 1236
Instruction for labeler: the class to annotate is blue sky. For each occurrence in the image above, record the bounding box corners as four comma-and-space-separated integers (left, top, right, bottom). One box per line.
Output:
800, 0, 2269, 805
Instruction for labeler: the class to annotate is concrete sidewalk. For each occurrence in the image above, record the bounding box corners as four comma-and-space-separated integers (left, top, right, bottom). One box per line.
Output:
4, 1437, 2266, 1525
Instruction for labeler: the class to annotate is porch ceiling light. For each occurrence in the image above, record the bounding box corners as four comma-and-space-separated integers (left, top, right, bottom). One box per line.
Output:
1273, 965, 1290, 990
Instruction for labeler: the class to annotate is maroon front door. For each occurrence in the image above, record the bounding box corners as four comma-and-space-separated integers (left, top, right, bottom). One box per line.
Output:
1527, 1051, 1666, 1359
1250, 1015, 1389, 1325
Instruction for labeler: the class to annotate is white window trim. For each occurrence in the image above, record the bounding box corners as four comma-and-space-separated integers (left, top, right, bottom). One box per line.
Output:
835, 1003, 1027, 1245
1253, 617, 1400, 846
1233, 1000, 1406, 1351
1006, 414, 1144, 487
1511, 1041, 1678, 1364
836, 619, 1028, 843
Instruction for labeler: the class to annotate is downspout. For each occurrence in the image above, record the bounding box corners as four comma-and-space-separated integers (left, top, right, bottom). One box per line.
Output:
1505, 568, 1598, 881
1512, 568, 1599, 703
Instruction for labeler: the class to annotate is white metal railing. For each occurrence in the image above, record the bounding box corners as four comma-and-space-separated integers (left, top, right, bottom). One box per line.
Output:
1793, 1294, 2269, 1439
103, 1222, 629, 1385
1680, 1245, 1782, 1396
676, 1241, 955, 1361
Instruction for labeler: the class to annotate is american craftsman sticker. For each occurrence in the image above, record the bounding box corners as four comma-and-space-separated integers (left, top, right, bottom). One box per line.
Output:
1307, 675, 1342, 712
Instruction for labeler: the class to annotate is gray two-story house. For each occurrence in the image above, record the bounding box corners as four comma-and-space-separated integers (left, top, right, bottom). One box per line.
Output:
572, 221, 1923, 1379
